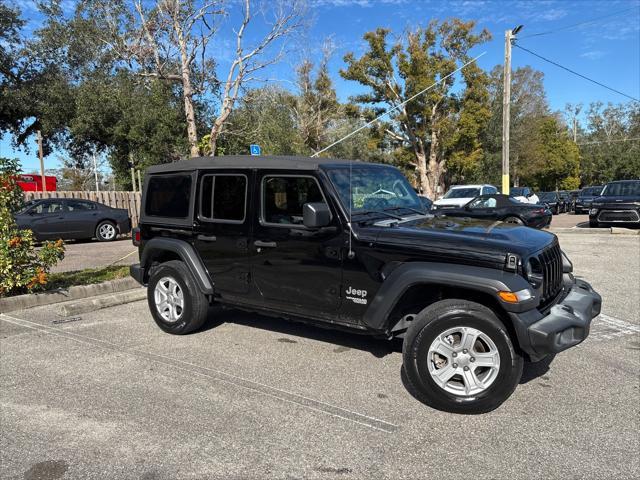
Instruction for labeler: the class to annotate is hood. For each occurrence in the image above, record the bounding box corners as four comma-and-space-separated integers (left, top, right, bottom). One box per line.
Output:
433, 198, 471, 208
359, 216, 556, 269
592, 195, 640, 210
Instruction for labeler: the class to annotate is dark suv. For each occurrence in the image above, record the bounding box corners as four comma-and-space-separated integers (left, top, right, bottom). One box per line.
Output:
575, 186, 603, 214
589, 180, 640, 228
130, 156, 601, 414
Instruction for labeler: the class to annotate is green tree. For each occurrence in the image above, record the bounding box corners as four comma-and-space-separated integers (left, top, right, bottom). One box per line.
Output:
341, 21, 490, 197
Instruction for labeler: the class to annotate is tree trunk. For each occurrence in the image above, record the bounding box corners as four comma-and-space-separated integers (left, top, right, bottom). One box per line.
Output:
426, 129, 440, 198
176, 26, 200, 158
415, 151, 429, 195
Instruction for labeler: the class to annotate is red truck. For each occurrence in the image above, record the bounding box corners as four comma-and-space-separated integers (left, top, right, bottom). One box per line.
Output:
16, 174, 57, 192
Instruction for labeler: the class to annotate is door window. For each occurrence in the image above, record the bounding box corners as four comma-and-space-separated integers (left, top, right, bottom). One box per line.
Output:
469, 196, 497, 209
199, 174, 247, 222
67, 200, 96, 211
262, 176, 325, 226
32, 201, 65, 214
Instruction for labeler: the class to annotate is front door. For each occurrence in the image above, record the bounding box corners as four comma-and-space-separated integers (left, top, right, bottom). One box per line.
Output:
193, 171, 252, 301
250, 172, 343, 319
26, 200, 69, 239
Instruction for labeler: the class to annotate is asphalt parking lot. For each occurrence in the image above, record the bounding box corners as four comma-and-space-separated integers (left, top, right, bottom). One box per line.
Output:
49, 238, 137, 273
1, 232, 639, 480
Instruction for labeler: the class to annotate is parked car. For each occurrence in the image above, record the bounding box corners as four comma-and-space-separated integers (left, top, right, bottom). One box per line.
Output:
437, 194, 552, 229
589, 180, 640, 228
130, 155, 601, 414
433, 184, 498, 210
14, 198, 131, 241
418, 195, 433, 211
538, 192, 564, 214
575, 186, 603, 214
508, 187, 539, 205
558, 191, 573, 212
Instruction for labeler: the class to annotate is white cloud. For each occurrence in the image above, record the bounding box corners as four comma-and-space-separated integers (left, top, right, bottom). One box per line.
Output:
580, 50, 606, 60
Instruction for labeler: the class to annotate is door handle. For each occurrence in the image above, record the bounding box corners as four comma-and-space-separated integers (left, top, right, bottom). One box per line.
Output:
254, 240, 277, 248
197, 234, 217, 242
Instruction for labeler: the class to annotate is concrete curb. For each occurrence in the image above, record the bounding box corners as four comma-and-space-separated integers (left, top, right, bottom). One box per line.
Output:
57, 288, 147, 317
0, 277, 140, 314
550, 227, 639, 235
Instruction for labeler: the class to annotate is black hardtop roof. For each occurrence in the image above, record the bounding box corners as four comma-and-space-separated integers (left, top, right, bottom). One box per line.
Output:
145, 155, 391, 174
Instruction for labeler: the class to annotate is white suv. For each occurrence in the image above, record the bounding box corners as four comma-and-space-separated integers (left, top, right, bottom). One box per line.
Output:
433, 184, 497, 209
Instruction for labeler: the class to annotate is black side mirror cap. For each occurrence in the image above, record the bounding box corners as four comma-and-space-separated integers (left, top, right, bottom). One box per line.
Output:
303, 202, 331, 228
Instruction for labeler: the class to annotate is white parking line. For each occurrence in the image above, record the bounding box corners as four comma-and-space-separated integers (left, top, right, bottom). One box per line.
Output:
588, 314, 640, 341
0, 313, 399, 433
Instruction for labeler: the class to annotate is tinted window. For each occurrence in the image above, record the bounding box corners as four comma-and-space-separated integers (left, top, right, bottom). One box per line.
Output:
263, 176, 324, 225
200, 174, 247, 222
444, 188, 481, 199
32, 201, 65, 214
67, 200, 96, 211
602, 182, 640, 196
146, 175, 192, 218
469, 196, 497, 209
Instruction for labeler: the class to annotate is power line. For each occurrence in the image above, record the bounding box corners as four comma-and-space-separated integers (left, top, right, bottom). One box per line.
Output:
518, 6, 639, 38
578, 137, 640, 146
311, 52, 487, 157
513, 44, 640, 102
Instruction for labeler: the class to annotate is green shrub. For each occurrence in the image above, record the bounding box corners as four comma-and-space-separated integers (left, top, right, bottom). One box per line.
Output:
0, 157, 65, 297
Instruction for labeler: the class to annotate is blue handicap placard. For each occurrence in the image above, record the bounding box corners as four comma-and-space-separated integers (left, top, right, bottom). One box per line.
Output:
250, 144, 261, 156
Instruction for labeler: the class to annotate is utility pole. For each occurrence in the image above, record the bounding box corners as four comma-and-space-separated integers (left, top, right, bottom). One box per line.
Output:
501, 25, 522, 196
93, 152, 100, 192
37, 130, 47, 192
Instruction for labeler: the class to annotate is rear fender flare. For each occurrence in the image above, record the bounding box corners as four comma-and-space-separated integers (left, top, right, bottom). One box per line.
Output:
141, 237, 213, 295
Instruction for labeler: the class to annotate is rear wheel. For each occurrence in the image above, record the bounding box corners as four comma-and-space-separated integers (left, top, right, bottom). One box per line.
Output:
147, 260, 209, 334
589, 219, 600, 228
402, 299, 523, 414
503, 216, 524, 225
95, 220, 117, 241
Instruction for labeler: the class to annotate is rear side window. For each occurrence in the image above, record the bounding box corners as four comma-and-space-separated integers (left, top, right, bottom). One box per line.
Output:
146, 175, 192, 218
67, 200, 96, 211
200, 174, 247, 222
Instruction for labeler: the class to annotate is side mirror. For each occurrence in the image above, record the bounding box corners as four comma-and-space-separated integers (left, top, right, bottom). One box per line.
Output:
303, 202, 331, 228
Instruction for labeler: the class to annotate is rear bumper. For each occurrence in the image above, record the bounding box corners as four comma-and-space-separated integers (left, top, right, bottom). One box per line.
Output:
510, 278, 601, 361
130, 263, 145, 285
118, 218, 132, 235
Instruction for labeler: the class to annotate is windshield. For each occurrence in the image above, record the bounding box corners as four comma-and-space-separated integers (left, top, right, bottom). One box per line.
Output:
580, 186, 602, 197
538, 192, 556, 201
16, 200, 37, 214
325, 165, 424, 214
601, 182, 640, 196
443, 187, 481, 199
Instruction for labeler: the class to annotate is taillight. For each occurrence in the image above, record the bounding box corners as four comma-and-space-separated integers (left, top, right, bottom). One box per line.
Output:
132, 228, 141, 246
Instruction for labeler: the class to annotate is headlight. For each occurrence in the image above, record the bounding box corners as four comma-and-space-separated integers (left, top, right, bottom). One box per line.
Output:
525, 258, 544, 289
589, 208, 598, 215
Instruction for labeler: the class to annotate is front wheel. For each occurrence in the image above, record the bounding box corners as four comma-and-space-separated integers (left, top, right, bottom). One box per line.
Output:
402, 299, 523, 414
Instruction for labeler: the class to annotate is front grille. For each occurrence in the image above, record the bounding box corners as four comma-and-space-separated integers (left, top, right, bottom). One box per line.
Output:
538, 243, 563, 309
597, 210, 640, 222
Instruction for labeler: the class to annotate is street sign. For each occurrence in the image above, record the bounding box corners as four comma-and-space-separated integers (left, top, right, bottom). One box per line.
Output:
250, 144, 261, 156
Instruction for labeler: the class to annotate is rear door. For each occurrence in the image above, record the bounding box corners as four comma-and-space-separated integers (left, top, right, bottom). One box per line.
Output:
193, 170, 252, 300
64, 200, 100, 238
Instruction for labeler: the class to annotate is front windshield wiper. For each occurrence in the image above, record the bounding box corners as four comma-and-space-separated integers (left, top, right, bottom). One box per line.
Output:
352, 210, 403, 221
384, 206, 427, 216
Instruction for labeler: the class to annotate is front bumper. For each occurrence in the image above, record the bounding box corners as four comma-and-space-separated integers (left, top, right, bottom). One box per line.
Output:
509, 277, 602, 361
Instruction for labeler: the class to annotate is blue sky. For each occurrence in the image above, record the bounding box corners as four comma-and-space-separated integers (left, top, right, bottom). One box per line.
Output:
3, 0, 640, 172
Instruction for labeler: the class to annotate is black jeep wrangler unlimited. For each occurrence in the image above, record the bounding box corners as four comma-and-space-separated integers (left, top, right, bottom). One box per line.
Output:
131, 156, 601, 414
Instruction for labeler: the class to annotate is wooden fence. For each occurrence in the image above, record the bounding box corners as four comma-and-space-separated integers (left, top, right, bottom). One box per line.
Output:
23, 191, 143, 228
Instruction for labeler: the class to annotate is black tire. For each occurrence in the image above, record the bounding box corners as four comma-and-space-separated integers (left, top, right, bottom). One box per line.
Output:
402, 299, 523, 414
503, 216, 524, 225
95, 220, 117, 242
554, 205, 559, 215
147, 260, 209, 335
589, 219, 599, 228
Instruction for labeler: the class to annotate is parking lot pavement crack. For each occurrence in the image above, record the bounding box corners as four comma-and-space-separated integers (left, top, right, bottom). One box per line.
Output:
0, 313, 399, 434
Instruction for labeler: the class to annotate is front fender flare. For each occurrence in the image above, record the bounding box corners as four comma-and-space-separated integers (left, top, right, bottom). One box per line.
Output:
362, 262, 534, 331
141, 237, 214, 295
